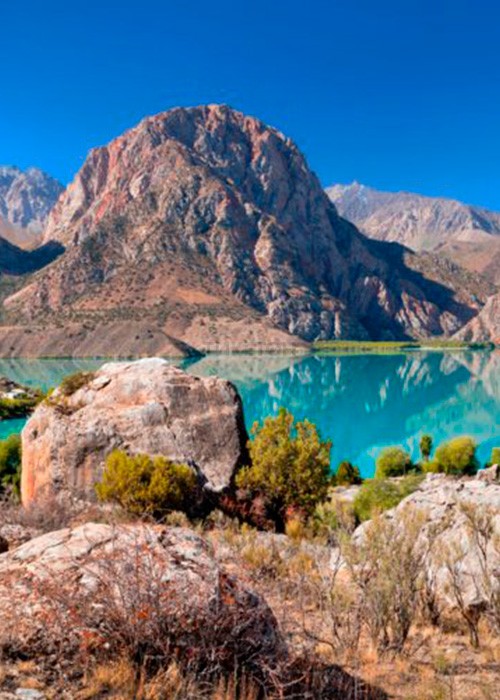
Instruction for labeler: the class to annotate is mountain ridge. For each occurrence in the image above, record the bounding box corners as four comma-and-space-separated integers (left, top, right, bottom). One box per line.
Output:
327, 181, 500, 286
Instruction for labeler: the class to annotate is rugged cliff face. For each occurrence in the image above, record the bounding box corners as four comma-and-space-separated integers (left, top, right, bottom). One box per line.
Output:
0, 166, 63, 249
327, 182, 500, 286
3, 106, 486, 347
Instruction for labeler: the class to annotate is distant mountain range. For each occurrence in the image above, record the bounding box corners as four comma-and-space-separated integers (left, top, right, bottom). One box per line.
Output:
327, 182, 500, 286
0, 166, 63, 249
0, 112, 497, 354
0, 167, 64, 277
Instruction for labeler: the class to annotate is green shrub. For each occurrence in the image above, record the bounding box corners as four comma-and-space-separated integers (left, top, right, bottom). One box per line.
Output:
419, 434, 433, 462
59, 371, 96, 397
433, 436, 479, 475
353, 475, 423, 522
333, 460, 363, 486
235, 408, 332, 530
0, 434, 22, 494
95, 450, 197, 517
375, 446, 414, 478
486, 447, 500, 467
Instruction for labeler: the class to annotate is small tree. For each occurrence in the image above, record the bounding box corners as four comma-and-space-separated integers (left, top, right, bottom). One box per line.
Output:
0, 434, 22, 494
334, 461, 363, 486
419, 434, 433, 462
375, 446, 413, 478
235, 408, 332, 531
434, 436, 479, 476
95, 450, 197, 518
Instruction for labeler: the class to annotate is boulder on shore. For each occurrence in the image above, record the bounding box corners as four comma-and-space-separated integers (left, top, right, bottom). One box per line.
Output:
21, 358, 249, 507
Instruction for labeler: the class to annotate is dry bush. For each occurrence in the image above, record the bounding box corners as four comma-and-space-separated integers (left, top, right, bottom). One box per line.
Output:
28, 536, 280, 691
291, 508, 426, 659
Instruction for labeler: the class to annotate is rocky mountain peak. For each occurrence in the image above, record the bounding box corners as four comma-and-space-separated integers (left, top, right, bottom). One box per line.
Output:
3, 105, 490, 350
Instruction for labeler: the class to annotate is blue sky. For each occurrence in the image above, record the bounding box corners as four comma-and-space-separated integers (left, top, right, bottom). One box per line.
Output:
2, 0, 500, 208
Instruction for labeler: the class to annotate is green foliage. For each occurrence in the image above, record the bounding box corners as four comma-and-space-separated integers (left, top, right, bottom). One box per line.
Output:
0, 394, 40, 419
95, 450, 197, 517
235, 408, 332, 528
375, 446, 414, 478
353, 475, 423, 522
333, 460, 363, 486
433, 436, 479, 476
0, 434, 22, 494
487, 447, 500, 467
419, 434, 433, 461
59, 371, 96, 397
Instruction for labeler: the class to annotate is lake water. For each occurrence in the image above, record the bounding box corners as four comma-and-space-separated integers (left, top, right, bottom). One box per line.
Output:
0, 351, 498, 477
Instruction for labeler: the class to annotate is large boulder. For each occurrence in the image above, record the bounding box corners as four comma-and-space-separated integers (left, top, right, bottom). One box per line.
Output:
21, 358, 249, 507
0, 523, 282, 667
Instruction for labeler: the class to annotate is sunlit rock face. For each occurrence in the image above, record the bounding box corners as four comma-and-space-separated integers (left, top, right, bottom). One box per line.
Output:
6, 104, 482, 344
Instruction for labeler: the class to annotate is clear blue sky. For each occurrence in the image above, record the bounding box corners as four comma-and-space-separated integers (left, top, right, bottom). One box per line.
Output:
2, 0, 500, 208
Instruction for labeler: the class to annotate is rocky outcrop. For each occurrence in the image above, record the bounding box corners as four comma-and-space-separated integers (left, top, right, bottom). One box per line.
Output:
4, 105, 485, 345
328, 182, 500, 286
454, 292, 500, 344
21, 358, 248, 507
0, 166, 63, 249
357, 472, 500, 612
0, 523, 282, 664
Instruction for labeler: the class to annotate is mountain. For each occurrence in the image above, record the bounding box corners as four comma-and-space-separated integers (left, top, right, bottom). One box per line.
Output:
327, 182, 500, 286
0, 166, 63, 249
454, 292, 500, 344
1, 105, 491, 356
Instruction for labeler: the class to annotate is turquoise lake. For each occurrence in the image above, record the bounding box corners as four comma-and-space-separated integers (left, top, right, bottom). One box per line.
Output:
0, 350, 498, 477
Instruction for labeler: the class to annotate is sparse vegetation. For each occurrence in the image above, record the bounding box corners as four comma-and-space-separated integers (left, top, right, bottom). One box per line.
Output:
59, 370, 96, 396
313, 339, 494, 354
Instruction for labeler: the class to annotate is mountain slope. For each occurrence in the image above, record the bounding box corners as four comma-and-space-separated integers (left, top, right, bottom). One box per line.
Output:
2, 105, 488, 353
327, 182, 500, 286
0, 166, 63, 249
454, 292, 500, 344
